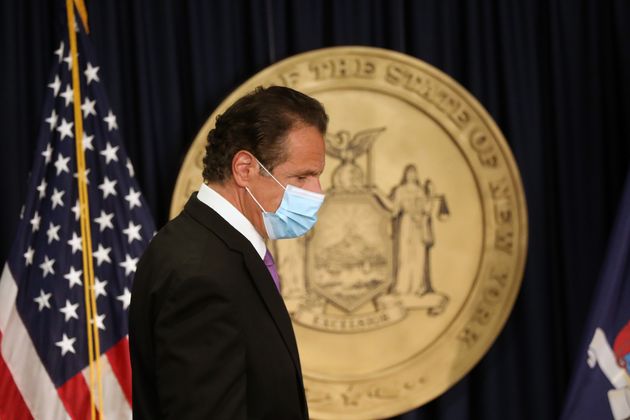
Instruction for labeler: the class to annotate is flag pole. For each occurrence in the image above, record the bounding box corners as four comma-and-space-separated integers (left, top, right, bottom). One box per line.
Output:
65, 1, 103, 418
74, 0, 90, 34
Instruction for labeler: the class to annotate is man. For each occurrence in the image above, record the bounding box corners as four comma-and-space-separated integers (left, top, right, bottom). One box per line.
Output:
129, 86, 328, 419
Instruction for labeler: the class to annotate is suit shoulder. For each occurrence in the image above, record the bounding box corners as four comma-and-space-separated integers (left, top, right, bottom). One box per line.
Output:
149, 211, 208, 250
139, 212, 237, 278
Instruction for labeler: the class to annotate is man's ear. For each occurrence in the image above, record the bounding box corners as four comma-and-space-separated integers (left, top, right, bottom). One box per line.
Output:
232, 150, 257, 187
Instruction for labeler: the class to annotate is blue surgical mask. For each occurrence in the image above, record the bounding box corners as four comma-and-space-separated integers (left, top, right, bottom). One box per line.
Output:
245, 159, 325, 240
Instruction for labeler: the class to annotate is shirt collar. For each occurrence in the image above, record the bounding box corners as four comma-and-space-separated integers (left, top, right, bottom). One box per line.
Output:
196, 183, 267, 260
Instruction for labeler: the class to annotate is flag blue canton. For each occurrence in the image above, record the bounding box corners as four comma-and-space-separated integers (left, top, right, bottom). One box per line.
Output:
6, 18, 155, 389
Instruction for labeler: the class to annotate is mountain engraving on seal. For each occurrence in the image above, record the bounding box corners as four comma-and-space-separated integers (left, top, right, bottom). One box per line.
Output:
276, 127, 451, 333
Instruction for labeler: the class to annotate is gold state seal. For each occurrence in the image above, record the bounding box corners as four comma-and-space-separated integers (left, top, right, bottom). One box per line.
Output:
171, 47, 528, 420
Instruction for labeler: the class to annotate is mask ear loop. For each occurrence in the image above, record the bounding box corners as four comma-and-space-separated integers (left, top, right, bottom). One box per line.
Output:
254, 157, 287, 191
245, 186, 267, 212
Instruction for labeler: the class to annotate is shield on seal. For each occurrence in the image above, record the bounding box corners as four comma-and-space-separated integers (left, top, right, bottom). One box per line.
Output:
306, 189, 393, 312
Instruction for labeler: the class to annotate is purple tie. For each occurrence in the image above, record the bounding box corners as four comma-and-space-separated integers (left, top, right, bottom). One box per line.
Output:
263, 250, 281, 291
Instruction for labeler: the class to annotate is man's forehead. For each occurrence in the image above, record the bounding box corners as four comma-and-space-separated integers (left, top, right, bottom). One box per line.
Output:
284, 126, 325, 157
282, 127, 326, 175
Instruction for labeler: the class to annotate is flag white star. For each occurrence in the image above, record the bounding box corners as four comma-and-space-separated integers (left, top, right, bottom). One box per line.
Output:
56, 118, 74, 140
34, 289, 52, 311
126, 158, 135, 177
73, 168, 90, 185
123, 221, 142, 243
63, 52, 73, 70
23, 247, 34, 266
91, 313, 106, 331
60, 84, 74, 107
100, 142, 119, 164
98, 176, 117, 198
59, 300, 79, 322
117, 288, 131, 310
48, 75, 61, 97
54, 153, 70, 175
81, 97, 96, 118
103, 110, 118, 131
67, 232, 83, 254
42, 143, 53, 164
46, 222, 61, 244
50, 188, 65, 209
55, 334, 76, 356
94, 210, 114, 232
54, 42, 64, 63
63, 266, 83, 289
30, 211, 41, 232
120, 254, 139, 276
39, 255, 55, 278
20, 205, 24, 219
125, 187, 142, 209
71, 200, 81, 220
93, 244, 112, 266
45, 109, 58, 131
82, 131, 94, 151
63, 266, 83, 288
93, 277, 108, 298
84, 62, 100, 84
36, 179, 47, 199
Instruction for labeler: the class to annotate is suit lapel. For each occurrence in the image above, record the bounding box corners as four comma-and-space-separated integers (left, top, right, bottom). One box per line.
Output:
240, 251, 303, 375
182, 194, 303, 379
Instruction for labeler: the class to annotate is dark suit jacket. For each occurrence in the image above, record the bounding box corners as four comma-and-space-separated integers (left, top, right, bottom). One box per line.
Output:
129, 194, 308, 419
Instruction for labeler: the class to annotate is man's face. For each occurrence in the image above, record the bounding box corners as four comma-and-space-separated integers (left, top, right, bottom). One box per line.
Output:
245, 124, 326, 238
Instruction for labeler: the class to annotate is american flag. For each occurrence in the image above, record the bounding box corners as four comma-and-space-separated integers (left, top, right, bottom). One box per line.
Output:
0, 4, 155, 419
561, 170, 630, 419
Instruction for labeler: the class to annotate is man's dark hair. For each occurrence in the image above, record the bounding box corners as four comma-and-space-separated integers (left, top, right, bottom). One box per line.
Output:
202, 86, 329, 183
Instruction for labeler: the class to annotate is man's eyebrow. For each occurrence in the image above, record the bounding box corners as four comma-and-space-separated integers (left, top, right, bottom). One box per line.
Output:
292, 169, 322, 176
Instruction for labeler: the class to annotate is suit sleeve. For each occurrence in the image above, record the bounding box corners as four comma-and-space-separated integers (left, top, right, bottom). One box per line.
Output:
154, 273, 246, 419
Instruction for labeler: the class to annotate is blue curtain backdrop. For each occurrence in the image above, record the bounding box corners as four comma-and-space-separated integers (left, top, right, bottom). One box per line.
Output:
2, 1, 629, 419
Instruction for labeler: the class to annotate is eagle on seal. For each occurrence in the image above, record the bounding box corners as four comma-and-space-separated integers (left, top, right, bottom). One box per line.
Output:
325, 127, 385, 191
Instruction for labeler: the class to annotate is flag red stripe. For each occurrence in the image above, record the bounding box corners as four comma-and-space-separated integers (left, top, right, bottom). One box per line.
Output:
57, 370, 100, 420
0, 332, 33, 420
106, 338, 132, 405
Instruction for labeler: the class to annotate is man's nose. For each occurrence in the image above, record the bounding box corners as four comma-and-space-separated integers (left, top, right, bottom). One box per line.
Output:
306, 177, 323, 194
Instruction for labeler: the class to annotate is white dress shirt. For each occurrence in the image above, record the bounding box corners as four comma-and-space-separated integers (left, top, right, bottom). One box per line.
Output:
196, 183, 266, 260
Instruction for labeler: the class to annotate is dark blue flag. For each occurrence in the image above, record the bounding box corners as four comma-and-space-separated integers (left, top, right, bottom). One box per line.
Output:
561, 170, 630, 420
